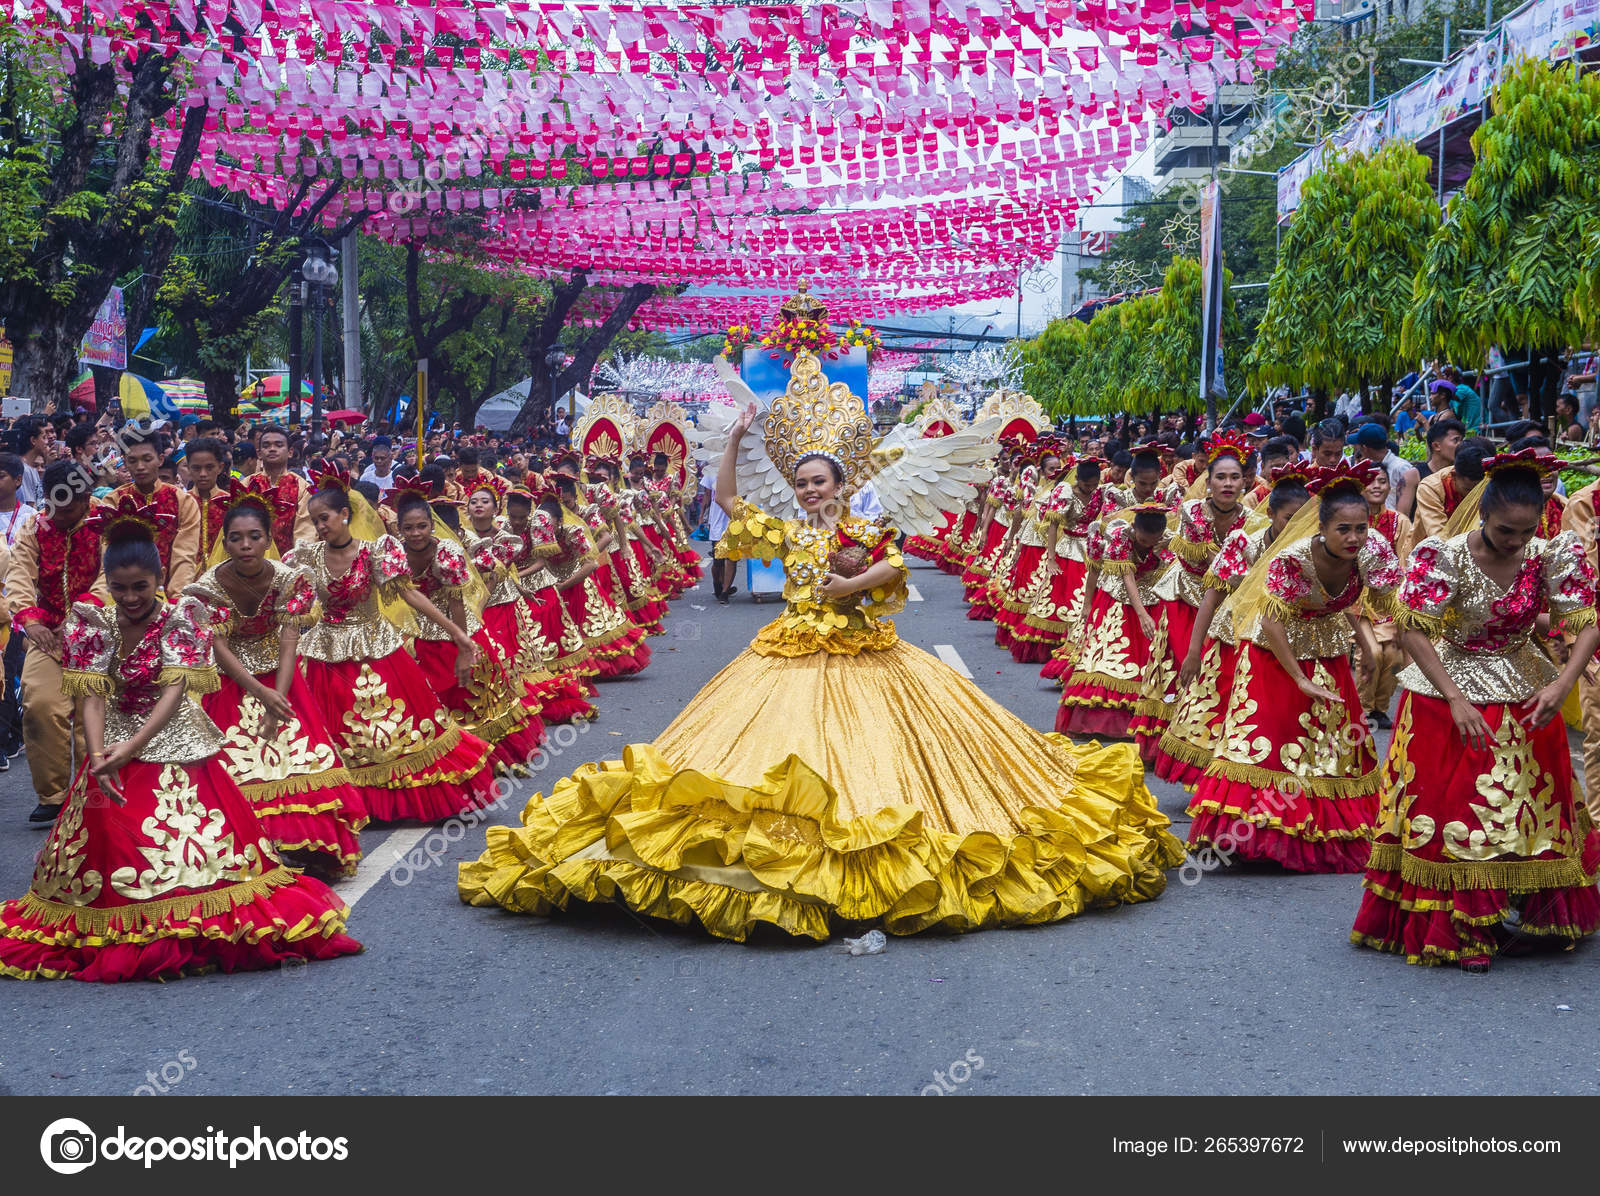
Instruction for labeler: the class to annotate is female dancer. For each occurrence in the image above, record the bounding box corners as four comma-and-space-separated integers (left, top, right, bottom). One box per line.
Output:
1150, 465, 1312, 787
0, 506, 360, 981
991, 438, 1066, 653
960, 448, 1019, 617
1128, 432, 1250, 761
1352, 450, 1600, 970
1023, 457, 1106, 672
503, 486, 600, 715
393, 487, 546, 776
288, 470, 500, 823
1185, 462, 1401, 872
190, 499, 368, 877
586, 457, 668, 635
462, 356, 1182, 941
546, 470, 652, 679
1056, 503, 1174, 736
459, 480, 592, 724
1360, 468, 1413, 729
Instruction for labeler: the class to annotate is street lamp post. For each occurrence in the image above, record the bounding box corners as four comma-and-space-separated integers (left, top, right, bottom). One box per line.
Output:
301, 246, 339, 444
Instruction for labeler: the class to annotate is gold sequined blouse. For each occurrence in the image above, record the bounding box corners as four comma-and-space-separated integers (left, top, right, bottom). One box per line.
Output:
1394, 531, 1598, 704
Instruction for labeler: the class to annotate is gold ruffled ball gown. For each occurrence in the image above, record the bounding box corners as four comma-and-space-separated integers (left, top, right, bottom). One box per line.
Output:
460, 498, 1184, 941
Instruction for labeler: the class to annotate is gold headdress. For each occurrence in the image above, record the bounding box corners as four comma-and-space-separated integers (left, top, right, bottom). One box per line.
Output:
573, 393, 637, 463
762, 350, 873, 493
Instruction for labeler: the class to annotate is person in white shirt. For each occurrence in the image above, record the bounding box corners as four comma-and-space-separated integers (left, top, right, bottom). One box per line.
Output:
358, 435, 397, 496
1334, 390, 1363, 422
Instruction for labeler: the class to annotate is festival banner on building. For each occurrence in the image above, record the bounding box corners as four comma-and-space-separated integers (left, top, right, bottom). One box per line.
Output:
78, 286, 127, 370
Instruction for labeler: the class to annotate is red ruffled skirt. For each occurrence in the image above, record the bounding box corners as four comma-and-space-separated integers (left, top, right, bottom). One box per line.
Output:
993, 543, 1047, 650
413, 636, 546, 775
1186, 646, 1379, 873
523, 587, 598, 681
1352, 691, 1600, 964
940, 511, 979, 574
1129, 598, 1200, 761
1056, 590, 1159, 737
640, 524, 691, 600
961, 522, 1009, 615
477, 600, 593, 724
1151, 637, 1238, 788
906, 510, 956, 563
0, 756, 361, 981
298, 649, 500, 823
203, 668, 368, 877
1015, 556, 1087, 665
559, 577, 652, 679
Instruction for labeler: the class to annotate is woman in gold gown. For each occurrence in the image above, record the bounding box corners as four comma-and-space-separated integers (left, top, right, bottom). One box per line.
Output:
461, 356, 1182, 941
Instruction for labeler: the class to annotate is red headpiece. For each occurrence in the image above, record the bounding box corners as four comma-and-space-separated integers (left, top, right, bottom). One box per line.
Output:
1268, 462, 1314, 490
308, 460, 351, 492
388, 477, 435, 503
466, 472, 511, 508
1203, 430, 1253, 468
82, 494, 176, 541
1483, 446, 1560, 479
1307, 459, 1379, 496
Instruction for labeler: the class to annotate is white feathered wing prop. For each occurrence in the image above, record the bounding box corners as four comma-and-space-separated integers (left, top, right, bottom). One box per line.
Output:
693, 358, 1000, 533
866, 417, 1002, 539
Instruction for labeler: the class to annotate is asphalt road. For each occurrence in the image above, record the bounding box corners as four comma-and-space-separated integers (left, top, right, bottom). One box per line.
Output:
2, 548, 1597, 1097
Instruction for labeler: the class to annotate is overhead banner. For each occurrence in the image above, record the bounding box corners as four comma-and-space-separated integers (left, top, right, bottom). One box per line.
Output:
79, 286, 127, 370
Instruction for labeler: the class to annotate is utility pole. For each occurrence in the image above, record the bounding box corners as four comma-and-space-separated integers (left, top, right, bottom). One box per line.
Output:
1206, 80, 1222, 434
341, 230, 361, 417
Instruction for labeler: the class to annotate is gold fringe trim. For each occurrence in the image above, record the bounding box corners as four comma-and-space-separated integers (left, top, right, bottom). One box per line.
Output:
1154, 730, 1216, 770
464, 701, 531, 747
61, 670, 114, 698
1365, 841, 1597, 892
11, 866, 316, 936
237, 767, 359, 805
1098, 560, 1137, 576
1201, 756, 1382, 799
157, 665, 220, 695
1560, 605, 1598, 633
1170, 536, 1214, 566
1201, 572, 1233, 594
1061, 672, 1143, 698
343, 724, 468, 786
1390, 604, 1456, 637
1131, 696, 1171, 719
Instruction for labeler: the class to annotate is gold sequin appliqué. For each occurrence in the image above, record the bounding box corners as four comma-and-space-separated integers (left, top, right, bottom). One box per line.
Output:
339, 663, 447, 767
29, 790, 104, 907
219, 695, 339, 784
1278, 663, 1354, 778
109, 763, 268, 900
1216, 648, 1273, 766
1444, 714, 1572, 861
1374, 698, 1433, 848
1080, 601, 1140, 681
1165, 640, 1225, 750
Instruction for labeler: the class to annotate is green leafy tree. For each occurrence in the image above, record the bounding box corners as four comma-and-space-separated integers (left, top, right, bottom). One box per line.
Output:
1251, 142, 1440, 403
1132, 256, 1242, 412
1405, 58, 1600, 366
0, 22, 207, 409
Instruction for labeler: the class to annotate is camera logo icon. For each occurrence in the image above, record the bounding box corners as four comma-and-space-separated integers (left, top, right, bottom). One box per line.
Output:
40, 1117, 97, 1174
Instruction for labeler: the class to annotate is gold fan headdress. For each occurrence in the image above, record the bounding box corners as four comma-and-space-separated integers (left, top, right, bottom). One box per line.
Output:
762, 350, 873, 494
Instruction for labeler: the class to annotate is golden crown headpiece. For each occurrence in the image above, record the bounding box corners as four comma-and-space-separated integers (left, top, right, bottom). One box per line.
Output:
763, 350, 873, 493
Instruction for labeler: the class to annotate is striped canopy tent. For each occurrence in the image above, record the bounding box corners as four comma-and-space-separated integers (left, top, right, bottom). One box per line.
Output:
158, 378, 209, 414
67, 369, 95, 411
240, 376, 309, 408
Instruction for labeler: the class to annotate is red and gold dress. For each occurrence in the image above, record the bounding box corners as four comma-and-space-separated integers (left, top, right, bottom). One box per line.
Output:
1128, 499, 1245, 760
976, 467, 1035, 627
1186, 534, 1402, 872
460, 497, 1182, 942
650, 476, 705, 587
960, 475, 1013, 615
285, 535, 499, 823
408, 537, 546, 776
1022, 482, 1107, 671
1056, 518, 1174, 737
467, 524, 593, 724
1150, 524, 1268, 788
632, 483, 693, 600
991, 470, 1058, 655
548, 512, 652, 678
187, 561, 368, 876
590, 488, 668, 634
510, 511, 602, 702
0, 597, 361, 981
1352, 531, 1600, 963
938, 489, 986, 576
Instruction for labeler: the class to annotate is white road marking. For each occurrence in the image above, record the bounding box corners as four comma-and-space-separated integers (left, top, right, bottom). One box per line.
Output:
335, 827, 430, 908
907, 584, 923, 602
933, 644, 973, 679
